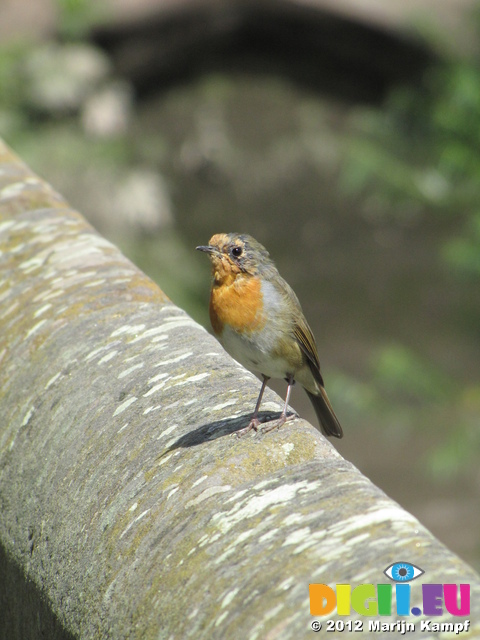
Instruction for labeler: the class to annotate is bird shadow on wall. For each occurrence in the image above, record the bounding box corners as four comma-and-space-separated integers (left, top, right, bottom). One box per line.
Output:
160, 410, 286, 452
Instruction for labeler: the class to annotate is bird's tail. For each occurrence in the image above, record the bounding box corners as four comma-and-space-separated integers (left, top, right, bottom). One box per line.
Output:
305, 387, 343, 438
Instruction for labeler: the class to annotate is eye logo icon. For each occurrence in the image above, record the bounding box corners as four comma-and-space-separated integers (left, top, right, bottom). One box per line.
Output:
310, 561, 470, 618
384, 562, 424, 583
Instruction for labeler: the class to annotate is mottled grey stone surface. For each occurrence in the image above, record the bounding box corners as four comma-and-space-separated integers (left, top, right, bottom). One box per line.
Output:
0, 139, 479, 639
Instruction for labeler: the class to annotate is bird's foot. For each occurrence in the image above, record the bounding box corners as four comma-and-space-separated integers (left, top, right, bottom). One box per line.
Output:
235, 417, 262, 438
261, 411, 297, 434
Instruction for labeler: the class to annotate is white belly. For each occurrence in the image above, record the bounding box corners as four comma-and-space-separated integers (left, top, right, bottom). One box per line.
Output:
219, 324, 292, 380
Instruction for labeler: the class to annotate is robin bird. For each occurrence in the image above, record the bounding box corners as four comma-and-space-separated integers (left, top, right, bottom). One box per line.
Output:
196, 233, 343, 438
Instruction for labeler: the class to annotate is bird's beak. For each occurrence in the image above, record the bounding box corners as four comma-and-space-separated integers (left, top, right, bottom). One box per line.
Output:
196, 245, 219, 255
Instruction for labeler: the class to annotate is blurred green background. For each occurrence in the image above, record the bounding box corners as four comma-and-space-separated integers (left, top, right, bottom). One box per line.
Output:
1, 0, 479, 570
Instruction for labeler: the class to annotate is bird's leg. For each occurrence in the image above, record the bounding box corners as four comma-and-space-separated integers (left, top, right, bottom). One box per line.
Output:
262, 374, 296, 434
236, 375, 270, 437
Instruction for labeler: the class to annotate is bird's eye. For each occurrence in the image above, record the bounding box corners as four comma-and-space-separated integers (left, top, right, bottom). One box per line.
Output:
231, 246, 243, 258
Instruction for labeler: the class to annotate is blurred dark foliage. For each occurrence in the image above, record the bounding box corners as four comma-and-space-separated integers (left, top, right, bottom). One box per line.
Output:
341, 17, 480, 478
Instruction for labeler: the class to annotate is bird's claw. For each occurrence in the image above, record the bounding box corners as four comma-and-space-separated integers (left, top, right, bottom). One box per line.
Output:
261, 412, 296, 434
234, 417, 262, 438
235, 411, 297, 437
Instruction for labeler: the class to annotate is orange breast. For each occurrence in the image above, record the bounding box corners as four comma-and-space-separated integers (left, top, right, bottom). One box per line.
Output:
209, 274, 266, 336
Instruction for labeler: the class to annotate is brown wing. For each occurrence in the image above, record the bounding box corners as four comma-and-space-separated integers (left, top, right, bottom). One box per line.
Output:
293, 316, 324, 387
294, 317, 343, 438
269, 271, 324, 385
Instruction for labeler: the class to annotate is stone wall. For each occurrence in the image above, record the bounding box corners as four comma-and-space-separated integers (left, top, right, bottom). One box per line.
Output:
0, 138, 478, 638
